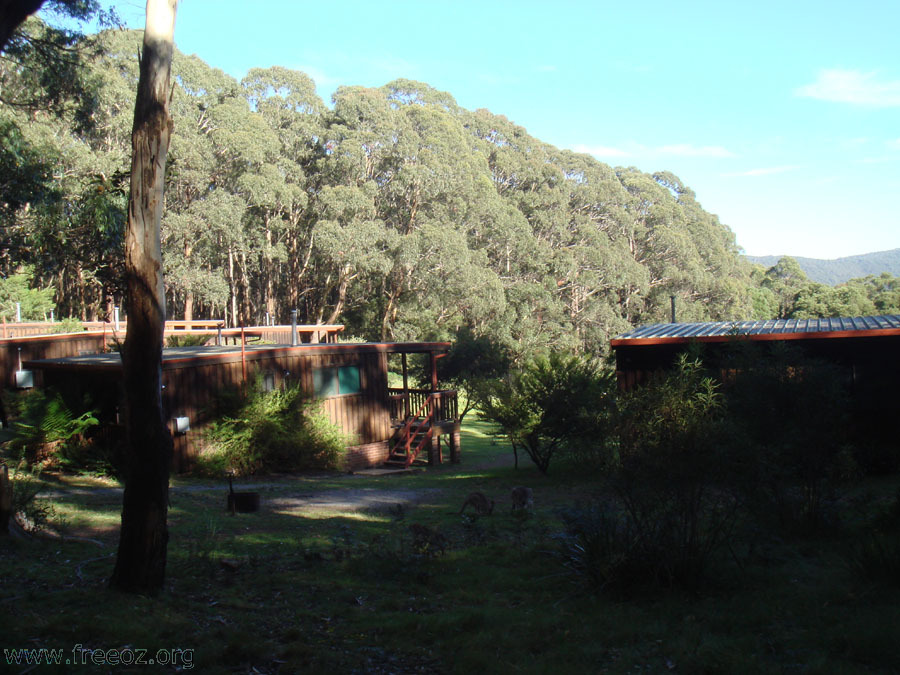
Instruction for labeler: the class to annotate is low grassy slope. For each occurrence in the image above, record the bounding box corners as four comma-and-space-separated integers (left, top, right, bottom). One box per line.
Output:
2, 419, 899, 673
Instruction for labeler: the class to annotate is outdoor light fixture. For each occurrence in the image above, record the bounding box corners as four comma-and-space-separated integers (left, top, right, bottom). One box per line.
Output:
15, 347, 32, 388
15, 370, 33, 389
174, 416, 190, 434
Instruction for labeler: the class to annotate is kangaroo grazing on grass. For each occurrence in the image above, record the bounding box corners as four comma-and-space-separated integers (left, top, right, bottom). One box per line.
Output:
459, 491, 494, 516
510, 486, 533, 512
408, 523, 449, 556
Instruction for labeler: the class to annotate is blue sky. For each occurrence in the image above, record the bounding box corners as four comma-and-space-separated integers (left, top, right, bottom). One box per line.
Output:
103, 0, 900, 260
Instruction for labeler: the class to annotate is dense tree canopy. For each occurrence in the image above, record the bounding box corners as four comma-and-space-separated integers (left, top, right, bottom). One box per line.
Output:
1, 23, 893, 358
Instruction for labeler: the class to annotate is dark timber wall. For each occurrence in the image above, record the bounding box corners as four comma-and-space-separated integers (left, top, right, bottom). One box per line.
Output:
0, 333, 110, 388
25, 343, 454, 471
158, 348, 392, 469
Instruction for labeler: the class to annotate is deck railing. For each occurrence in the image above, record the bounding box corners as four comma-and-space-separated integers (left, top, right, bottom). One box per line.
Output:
388, 388, 457, 423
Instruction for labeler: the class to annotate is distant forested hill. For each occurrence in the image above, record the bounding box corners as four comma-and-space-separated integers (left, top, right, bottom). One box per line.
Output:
746, 249, 900, 286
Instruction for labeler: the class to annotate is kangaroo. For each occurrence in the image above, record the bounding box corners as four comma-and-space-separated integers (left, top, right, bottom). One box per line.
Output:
408, 523, 449, 556
459, 491, 495, 516
510, 486, 534, 512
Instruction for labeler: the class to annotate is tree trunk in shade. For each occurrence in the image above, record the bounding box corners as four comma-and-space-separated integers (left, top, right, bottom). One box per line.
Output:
110, 0, 177, 595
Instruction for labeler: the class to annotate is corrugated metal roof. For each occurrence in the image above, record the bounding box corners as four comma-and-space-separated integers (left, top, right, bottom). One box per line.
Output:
612, 314, 900, 342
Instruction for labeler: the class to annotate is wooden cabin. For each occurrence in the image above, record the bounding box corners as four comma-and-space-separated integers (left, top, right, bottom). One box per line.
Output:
610, 314, 900, 454
0, 321, 345, 389
10, 326, 459, 472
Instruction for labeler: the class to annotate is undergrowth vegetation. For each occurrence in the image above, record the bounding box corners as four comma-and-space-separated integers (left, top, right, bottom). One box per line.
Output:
478, 347, 895, 599
1, 419, 899, 673
195, 380, 349, 476
1, 388, 119, 476
1, 344, 898, 671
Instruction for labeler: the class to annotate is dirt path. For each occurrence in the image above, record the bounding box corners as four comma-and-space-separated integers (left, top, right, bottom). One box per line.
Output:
265, 486, 445, 515
36, 446, 517, 519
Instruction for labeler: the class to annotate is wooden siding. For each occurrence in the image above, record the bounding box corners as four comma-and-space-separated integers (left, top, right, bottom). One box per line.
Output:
20, 341, 450, 471
157, 349, 392, 469
0, 333, 110, 388
612, 333, 900, 454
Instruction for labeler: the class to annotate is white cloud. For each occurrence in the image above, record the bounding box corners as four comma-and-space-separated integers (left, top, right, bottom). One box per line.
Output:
724, 165, 804, 177
856, 156, 899, 164
796, 69, 900, 107
572, 144, 631, 158
889, 138, 900, 150
294, 64, 341, 89
573, 142, 737, 161
536, 65, 557, 73
658, 144, 735, 158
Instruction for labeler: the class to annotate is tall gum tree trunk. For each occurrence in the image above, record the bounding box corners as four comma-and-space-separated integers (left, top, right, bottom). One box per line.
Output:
110, 0, 177, 595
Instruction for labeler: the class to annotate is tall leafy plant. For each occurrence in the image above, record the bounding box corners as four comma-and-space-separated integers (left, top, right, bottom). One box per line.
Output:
606, 355, 739, 589
480, 352, 613, 474
3, 388, 99, 465
200, 380, 348, 475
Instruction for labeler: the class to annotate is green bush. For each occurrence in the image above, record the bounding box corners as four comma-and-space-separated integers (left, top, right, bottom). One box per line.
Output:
166, 333, 213, 347
479, 352, 614, 474
722, 343, 854, 535
2, 388, 107, 471
556, 501, 641, 594
602, 355, 740, 591
5, 461, 58, 532
48, 317, 85, 333
197, 381, 348, 475
845, 533, 900, 587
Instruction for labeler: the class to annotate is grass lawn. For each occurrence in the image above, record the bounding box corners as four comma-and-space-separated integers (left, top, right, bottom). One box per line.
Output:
2, 418, 900, 673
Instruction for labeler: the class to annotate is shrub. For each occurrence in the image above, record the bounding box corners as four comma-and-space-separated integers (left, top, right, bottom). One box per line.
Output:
197, 380, 348, 475
595, 355, 740, 591
723, 343, 854, 535
48, 317, 85, 333
427, 326, 511, 424
556, 501, 639, 593
166, 333, 213, 347
479, 352, 614, 474
2, 388, 106, 470
845, 533, 900, 587
4, 461, 58, 533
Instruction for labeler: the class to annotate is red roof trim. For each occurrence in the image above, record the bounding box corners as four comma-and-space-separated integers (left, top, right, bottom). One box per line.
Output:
610, 327, 900, 348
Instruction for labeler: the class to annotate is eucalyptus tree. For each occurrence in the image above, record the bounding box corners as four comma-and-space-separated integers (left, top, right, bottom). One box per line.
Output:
304, 182, 394, 325
110, 0, 177, 595
324, 80, 503, 340
191, 85, 281, 325
854, 273, 900, 314
550, 150, 647, 351
651, 170, 753, 320
240, 66, 325, 321
0, 11, 123, 319
762, 256, 809, 318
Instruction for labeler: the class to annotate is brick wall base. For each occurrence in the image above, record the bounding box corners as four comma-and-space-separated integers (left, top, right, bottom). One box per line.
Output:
344, 440, 390, 471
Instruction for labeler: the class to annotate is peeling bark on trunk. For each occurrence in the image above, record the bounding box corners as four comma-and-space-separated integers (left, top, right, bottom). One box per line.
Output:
183, 239, 193, 320
264, 218, 276, 320
238, 249, 252, 325
109, 0, 177, 595
326, 264, 351, 325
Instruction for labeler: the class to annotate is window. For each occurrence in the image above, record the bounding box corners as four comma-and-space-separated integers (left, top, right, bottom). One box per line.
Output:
262, 371, 276, 392
313, 365, 361, 397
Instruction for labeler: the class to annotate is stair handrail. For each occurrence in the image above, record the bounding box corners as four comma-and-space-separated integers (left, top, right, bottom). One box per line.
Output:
392, 391, 439, 466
